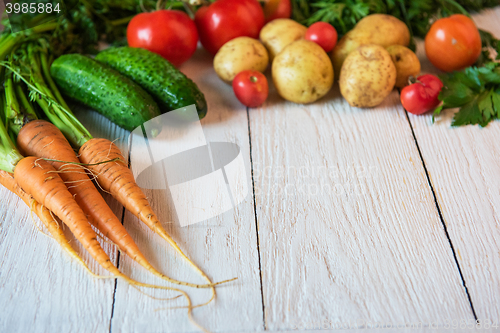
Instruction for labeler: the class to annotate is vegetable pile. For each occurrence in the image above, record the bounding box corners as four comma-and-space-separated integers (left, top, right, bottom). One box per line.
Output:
2, 0, 500, 331
0, 40, 225, 333
0, 1, 226, 332
291, 0, 499, 39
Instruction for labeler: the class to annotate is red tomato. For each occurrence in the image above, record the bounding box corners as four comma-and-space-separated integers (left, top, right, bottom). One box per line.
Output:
195, 0, 265, 55
425, 14, 481, 72
232, 71, 269, 108
304, 22, 338, 53
127, 10, 198, 67
400, 74, 443, 115
264, 0, 292, 23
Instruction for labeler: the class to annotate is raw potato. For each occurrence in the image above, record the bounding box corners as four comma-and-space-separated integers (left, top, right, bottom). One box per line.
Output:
331, 14, 410, 77
339, 44, 396, 108
214, 37, 269, 83
260, 18, 307, 61
386, 45, 421, 88
273, 40, 334, 104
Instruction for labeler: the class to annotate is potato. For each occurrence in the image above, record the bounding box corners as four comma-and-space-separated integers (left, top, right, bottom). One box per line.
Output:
386, 45, 421, 88
260, 19, 307, 61
339, 44, 396, 108
331, 14, 410, 76
213, 37, 269, 83
272, 40, 334, 104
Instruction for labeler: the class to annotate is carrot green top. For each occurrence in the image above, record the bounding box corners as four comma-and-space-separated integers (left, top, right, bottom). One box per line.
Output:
0, 41, 93, 148
0, 94, 23, 173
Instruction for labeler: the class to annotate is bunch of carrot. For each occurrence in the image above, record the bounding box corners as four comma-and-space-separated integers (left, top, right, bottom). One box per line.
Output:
0, 37, 232, 333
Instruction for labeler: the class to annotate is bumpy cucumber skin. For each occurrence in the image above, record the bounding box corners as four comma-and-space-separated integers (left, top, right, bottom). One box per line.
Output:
50, 54, 161, 132
95, 47, 208, 119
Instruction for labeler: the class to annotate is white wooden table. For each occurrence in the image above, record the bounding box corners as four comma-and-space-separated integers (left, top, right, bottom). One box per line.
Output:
1, 8, 500, 333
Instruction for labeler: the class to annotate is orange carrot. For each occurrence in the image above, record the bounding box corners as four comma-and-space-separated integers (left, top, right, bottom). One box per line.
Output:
0, 169, 93, 272
17, 120, 224, 289
14, 156, 124, 274
11, 157, 208, 332
78, 138, 232, 291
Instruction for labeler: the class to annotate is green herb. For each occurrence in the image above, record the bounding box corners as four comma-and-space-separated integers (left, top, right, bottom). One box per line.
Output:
434, 62, 500, 127
476, 29, 500, 67
291, 0, 498, 37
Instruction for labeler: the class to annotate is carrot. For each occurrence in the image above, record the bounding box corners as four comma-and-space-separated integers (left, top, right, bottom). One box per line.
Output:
78, 138, 233, 291
11, 156, 208, 332
0, 169, 93, 273
14, 156, 123, 274
17, 120, 225, 289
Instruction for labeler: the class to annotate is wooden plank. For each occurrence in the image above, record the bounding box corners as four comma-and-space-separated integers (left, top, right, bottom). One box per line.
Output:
0, 111, 128, 333
249, 79, 474, 329
407, 7, 500, 323
110, 49, 263, 332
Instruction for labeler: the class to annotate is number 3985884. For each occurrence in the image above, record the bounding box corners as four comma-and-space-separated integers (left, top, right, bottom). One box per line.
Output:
6, 2, 61, 14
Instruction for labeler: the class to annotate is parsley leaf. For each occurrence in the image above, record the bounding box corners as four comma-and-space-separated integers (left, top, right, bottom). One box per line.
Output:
450, 99, 484, 126
436, 62, 500, 127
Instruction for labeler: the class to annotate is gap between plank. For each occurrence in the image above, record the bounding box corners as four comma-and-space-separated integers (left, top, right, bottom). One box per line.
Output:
109, 143, 132, 333
108, 207, 123, 333
403, 110, 478, 320
247, 107, 267, 330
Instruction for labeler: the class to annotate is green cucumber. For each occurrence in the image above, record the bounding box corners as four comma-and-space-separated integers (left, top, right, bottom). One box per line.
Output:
95, 47, 208, 119
50, 54, 161, 132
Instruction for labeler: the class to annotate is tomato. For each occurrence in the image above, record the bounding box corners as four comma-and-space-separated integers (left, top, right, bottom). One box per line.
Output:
425, 14, 481, 72
195, 0, 265, 55
127, 10, 198, 67
400, 74, 443, 115
264, 0, 292, 23
304, 22, 338, 53
232, 71, 269, 108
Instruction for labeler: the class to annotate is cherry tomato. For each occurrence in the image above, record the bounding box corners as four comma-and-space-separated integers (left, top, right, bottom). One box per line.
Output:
232, 70, 269, 108
425, 14, 481, 72
264, 0, 292, 23
127, 10, 198, 67
195, 0, 265, 55
304, 22, 338, 53
400, 74, 443, 115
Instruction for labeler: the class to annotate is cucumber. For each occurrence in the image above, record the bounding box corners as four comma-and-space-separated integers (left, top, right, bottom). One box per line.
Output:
50, 54, 161, 132
95, 47, 208, 119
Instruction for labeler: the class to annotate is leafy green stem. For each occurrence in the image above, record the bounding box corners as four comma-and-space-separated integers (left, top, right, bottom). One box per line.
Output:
0, 21, 58, 62
440, 0, 470, 16
0, 95, 23, 173
0, 50, 92, 148
39, 50, 70, 112
4, 71, 25, 135
110, 16, 135, 26
15, 83, 39, 123
26, 45, 92, 147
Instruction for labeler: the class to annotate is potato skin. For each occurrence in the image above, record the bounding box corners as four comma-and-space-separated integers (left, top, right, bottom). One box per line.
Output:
214, 37, 269, 83
272, 40, 334, 104
339, 44, 396, 108
260, 19, 307, 61
386, 45, 421, 88
331, 14, 410, 76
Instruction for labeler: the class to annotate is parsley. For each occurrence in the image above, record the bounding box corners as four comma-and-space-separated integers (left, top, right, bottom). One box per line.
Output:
434, 62, 500, 127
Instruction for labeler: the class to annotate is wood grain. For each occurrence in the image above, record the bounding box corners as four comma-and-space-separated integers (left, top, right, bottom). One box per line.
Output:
406, 7, 500, 323
0, 110, 128, 333
249, 80, 474, 329
109, 48, 264, 333
2, 7, 500, 332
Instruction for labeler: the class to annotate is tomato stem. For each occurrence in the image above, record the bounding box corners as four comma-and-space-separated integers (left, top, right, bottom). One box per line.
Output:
439, 0, 470, 17
182, 2, 196, 19
408, 76, 418, 85
156, 0, 166, 11
110, 16, 135, 26
250, 76, 258, 83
